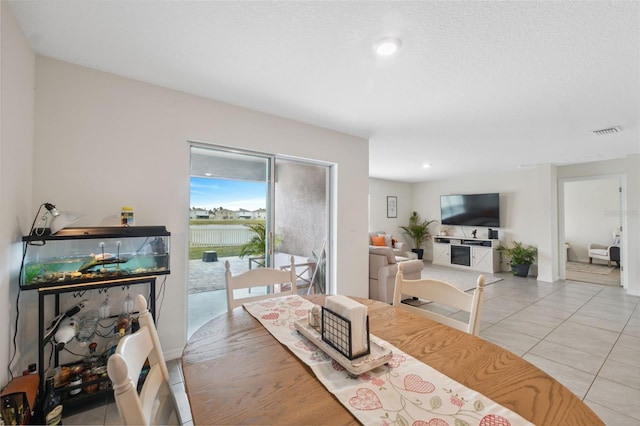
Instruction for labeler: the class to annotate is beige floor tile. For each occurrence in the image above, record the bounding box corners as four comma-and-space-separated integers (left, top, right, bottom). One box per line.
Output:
585, 377, 640, 420
63, 404, 106, 425
544, 321, 619, 357
522, 353, 595, 398
479, 324, 541, 353
528, 340, 606, 375
496, 316, 555, 339
598, 357, 640, 390
586, 400, 640, 426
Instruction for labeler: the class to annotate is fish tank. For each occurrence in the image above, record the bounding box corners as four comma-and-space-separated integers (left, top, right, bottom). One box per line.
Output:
21, 226, 170, 289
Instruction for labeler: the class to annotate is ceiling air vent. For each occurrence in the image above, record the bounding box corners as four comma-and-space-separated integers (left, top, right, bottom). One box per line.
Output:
592, 126, 621, 135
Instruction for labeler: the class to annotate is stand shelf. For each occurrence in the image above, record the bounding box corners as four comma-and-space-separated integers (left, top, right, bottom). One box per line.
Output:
19, 226, 170, 414
31, 277, 157, 403
432, 236, 501, 273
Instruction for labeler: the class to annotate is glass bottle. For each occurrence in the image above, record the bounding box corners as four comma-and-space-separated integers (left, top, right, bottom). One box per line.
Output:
122, 291, 134, 315
42, 376, 63, 425
105, 327, 122, 359
116, 313, 131, 336
98, 294, 112, 319
69, 367, 82, 397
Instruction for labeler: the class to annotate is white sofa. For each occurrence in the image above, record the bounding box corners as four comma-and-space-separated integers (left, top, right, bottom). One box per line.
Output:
369, 231, 406, 257
369, 246, 423, 304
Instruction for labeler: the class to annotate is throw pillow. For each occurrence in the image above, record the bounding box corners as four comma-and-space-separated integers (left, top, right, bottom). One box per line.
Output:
371, 236, 386, 246
378, 234, 393, 247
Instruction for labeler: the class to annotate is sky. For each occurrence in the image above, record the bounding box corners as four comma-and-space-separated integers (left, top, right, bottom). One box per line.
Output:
190, 177, 266, 211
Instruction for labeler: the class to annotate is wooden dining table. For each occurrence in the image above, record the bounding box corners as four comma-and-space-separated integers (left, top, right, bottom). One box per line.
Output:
182, 295, 603, 425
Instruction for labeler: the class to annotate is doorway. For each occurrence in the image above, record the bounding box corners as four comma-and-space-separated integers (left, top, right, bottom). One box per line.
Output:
187, 144, 331, 336
561, 176, 622, 286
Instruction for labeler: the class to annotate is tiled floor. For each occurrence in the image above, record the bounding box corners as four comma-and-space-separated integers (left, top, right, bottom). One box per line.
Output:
66, 264, 639, 425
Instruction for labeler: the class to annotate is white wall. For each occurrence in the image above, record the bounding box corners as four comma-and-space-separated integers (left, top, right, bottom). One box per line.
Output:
0, 2, 35, 386
411, 169, 541, 270
564, 177, 621, 262
368, 178, 413, 243
26, 56, 369, 362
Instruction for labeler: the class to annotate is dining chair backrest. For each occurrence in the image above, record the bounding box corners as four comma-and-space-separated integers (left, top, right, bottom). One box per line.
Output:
225, 256, 297, 310
393, 263, 485, 335
107, 294, 180, 425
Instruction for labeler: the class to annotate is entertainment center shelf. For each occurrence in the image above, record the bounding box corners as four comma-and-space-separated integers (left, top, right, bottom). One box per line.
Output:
432, 236, 501, 273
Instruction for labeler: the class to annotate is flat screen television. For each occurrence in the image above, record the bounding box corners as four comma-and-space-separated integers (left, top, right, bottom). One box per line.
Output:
440, 193, 500, 227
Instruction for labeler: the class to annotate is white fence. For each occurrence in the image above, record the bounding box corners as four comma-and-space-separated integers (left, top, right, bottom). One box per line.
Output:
189, 225, 255, 247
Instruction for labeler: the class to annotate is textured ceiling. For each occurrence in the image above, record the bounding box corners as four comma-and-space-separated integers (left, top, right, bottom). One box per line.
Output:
8, 0, 640, 182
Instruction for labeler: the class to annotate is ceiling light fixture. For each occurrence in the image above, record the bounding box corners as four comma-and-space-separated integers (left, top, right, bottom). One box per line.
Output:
592, 126, 622, 135
422, 163, 432, 169
373, 37, 401, 56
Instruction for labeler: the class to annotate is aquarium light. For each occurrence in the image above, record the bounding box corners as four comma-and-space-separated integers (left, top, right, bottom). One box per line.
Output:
29, 202, 82, 238
44, 203, 82, 234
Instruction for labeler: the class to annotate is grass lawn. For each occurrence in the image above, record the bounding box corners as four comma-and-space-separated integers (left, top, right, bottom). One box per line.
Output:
189, 245, 242, 260
189, 220, 264, 259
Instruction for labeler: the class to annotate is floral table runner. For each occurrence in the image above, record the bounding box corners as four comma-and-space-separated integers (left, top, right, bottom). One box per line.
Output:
243, 295, 533, 426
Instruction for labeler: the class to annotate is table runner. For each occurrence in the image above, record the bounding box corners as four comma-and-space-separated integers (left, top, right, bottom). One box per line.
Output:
243, 295, 533, 426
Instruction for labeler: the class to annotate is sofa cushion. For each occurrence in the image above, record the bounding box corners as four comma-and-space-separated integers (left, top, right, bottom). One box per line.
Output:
371, 236, 386, 246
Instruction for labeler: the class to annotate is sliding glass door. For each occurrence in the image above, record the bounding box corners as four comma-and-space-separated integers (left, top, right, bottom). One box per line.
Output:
189, 144, 331, 298
272, 157, 330, 294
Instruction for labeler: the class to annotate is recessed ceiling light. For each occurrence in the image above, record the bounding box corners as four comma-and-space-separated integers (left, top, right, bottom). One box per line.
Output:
373, 37, 401, 56
422, 163, 432, 169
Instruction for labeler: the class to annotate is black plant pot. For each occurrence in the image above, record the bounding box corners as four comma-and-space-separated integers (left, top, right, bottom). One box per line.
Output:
511, 264, 530, 277
411, 248, 424, 260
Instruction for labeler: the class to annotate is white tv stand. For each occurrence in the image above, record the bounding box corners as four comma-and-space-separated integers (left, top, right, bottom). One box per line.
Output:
432, 236, 501, 273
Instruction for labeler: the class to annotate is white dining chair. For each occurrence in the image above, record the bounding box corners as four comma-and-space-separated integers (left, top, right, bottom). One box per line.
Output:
393, 263, 485, 335
107, 294, 180, 425
225, 255, 297, 310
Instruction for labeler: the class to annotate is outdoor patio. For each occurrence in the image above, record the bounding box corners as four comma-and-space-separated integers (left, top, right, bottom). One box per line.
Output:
189, 254, 317, 293
187, 255, 315, 338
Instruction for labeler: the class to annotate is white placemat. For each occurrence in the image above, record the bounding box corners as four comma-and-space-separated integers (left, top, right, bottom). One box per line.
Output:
244, 295, 533, 426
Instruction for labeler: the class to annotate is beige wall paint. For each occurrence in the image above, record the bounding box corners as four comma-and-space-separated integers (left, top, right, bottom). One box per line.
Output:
30, 57, 368, 360
1, 2, 35, 385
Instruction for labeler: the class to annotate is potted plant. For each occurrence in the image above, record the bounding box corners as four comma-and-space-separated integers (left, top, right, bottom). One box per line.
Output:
497, 241, 537, 277
398, 211, 437, 259
238, 223, 283, 263
238, 223, 267, 260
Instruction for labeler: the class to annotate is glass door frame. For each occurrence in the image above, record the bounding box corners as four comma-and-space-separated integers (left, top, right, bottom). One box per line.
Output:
190, 142, 332, 293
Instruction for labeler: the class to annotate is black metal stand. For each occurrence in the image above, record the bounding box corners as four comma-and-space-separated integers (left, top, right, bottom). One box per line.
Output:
33, 276, 157, 398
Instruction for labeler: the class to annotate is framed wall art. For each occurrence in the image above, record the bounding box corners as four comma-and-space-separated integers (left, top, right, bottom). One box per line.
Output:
387, 196, 397, 218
